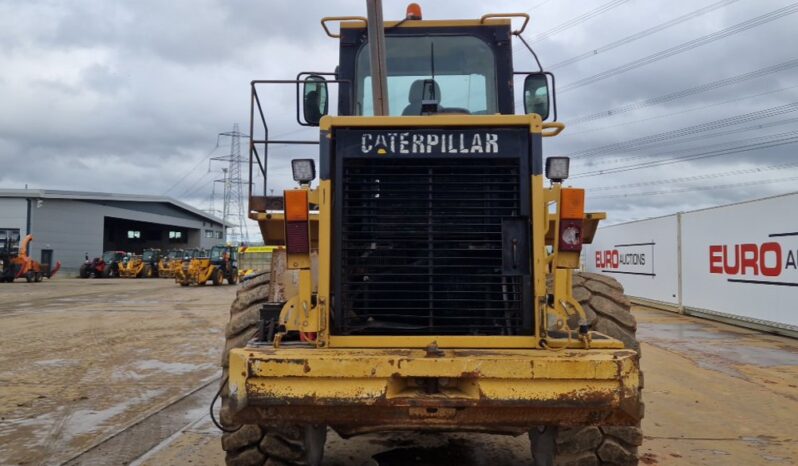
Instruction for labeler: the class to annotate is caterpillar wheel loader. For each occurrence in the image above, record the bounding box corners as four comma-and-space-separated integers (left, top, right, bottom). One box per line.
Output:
219, 3, 642, 465
158, 249, 184, 278
176, 245, 239, 286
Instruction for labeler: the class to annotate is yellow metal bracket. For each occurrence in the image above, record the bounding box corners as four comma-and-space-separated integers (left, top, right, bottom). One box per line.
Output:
480, 13, 529, 35
542, 122, 565, 137
321, 16, 367, 38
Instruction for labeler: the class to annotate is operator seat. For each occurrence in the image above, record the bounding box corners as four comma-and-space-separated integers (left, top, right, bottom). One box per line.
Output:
402, 79, 441, 116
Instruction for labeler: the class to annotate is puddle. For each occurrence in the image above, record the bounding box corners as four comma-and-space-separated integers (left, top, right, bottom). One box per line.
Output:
34, 359, 78, 368
637, 322, 733, 341
133, 359, 213, 375
0, 410, 60, 453
638, 320, 798, 378
61, 388, 166, 439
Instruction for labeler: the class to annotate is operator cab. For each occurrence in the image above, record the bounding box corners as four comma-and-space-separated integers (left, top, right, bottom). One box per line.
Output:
301, 7, 555, 122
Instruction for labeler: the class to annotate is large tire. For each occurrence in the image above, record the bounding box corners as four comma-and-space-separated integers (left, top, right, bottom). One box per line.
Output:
79, 264, 90, 279
212, 268, 224, 286
219, 271, 325, 466
543, 272, 643, 466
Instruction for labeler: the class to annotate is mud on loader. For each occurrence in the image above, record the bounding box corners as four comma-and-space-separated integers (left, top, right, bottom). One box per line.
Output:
176, 245, 239, 286
219, 4, 643, 465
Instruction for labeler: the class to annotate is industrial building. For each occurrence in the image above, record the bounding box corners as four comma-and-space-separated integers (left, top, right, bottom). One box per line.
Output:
0, 189, 225, 273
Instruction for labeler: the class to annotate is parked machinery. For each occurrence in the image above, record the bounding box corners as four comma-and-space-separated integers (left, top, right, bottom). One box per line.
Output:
237, 245, 277, 281
79, 251, 125, 278
174, 248, 204, 284
218, 4, 642, 466
0, 233, 59, 283
119, 248, 161, 278
158, 249, 184, 278
119, 254, 142, 278
176, 245, 238, 286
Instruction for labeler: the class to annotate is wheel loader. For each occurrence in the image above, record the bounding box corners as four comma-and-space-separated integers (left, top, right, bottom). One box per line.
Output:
176, 245, 238, 286
219, 4, 643, 465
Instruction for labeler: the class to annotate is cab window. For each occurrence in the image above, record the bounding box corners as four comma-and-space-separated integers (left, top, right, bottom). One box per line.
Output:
355, 35, 498, 116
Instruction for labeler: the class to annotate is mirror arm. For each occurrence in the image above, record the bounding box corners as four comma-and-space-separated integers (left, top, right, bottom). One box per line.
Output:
515, 34, 544, 72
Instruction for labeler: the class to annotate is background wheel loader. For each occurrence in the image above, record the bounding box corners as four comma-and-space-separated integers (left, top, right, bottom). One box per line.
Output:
176, 245, 238, 286
218, 3, 643, 465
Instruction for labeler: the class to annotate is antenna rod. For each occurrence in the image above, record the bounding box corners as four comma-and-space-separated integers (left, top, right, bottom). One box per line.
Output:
366, 0, 389, 116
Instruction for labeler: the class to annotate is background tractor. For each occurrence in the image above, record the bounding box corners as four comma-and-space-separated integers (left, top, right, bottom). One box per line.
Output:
79, 251, 126, 278
218, 3, 642, 466
176, 245, 238, 286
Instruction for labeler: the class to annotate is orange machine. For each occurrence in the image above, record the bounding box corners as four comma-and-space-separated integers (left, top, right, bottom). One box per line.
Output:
2, 235, 61, 283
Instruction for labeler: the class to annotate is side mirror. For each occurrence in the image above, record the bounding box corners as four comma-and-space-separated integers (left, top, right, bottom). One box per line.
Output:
302, 75, 329, 126
523, 73, 552, 121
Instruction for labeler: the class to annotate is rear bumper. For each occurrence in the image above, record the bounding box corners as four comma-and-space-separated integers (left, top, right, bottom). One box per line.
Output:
228, 346, 641, 431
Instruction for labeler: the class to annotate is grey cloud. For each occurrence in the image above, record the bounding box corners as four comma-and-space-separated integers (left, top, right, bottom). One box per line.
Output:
0, 0, 797, 231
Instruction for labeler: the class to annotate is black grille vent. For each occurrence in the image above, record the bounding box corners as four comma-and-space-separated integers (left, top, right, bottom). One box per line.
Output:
338, 157, 526, 335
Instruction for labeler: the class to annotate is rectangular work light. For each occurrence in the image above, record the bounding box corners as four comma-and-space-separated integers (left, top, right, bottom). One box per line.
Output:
545, 157, 570, 182
291, 159, 316, 184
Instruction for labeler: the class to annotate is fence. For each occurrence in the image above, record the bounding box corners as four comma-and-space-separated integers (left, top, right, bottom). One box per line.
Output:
584, 193, 798, 337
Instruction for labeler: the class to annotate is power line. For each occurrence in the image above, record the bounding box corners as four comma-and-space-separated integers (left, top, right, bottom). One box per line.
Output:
573, 131, 798, 177
525, 0, 554, 14
560, 3, 798, 93
588, 161, 798, 191
550, 0, 740, 70
574, 121, 798, 168
567, 58, 798, 125
526, 0, 633, 44
591, 174, 798, 199
568, 102, 798, 158
567, 84, 798, 138
162, 141, 221, 195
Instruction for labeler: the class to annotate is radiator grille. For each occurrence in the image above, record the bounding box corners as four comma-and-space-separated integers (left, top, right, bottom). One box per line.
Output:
338, 157, 524, 335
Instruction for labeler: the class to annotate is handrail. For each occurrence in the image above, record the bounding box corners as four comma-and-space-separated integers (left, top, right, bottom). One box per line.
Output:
248, 78, 351, 206
542, 122, 565, 138
480, 13, 530, 35
321, 16, 368, 38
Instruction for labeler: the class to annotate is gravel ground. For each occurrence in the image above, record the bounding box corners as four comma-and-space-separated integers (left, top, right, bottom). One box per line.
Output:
1, 278, 796, 465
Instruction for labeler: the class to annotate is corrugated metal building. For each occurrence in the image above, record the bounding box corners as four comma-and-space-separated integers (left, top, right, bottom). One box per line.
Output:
0, 189, 225, 273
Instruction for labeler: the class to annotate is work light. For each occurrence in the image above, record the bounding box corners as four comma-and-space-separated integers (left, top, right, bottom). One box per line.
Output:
545, 157, 570, 182
291, 159, 316, 184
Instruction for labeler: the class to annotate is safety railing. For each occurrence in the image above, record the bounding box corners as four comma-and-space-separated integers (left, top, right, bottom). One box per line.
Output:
248, 73, 350, 212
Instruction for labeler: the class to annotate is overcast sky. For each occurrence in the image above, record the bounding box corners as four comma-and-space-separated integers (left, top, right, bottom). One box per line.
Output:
1, 0, 797, 236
